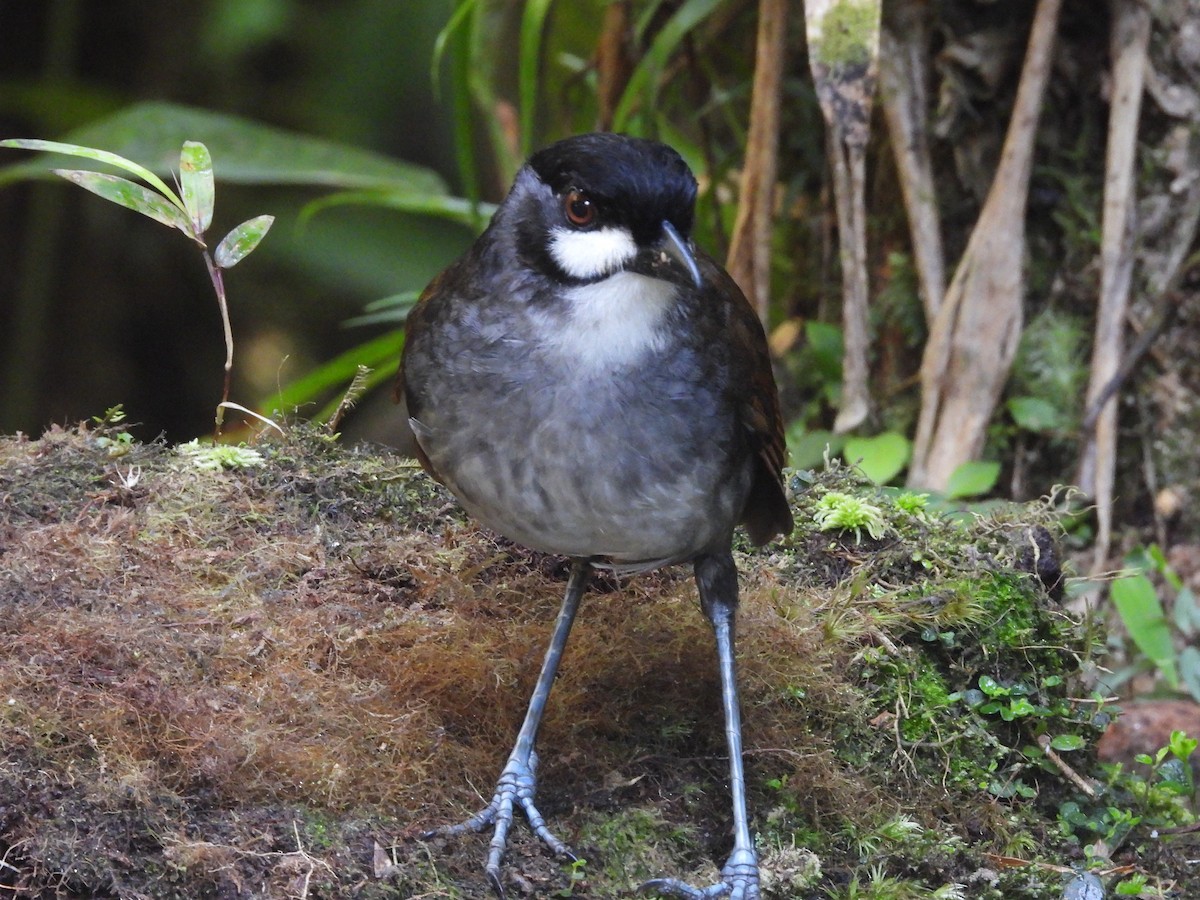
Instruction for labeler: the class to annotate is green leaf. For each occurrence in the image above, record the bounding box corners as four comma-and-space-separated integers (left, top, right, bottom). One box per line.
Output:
1111, 572, 1179, 690
1, 102, 448, 194
1179, 646, 1200, 704
613, 0, 724, 132
518, 0, 555, 159
786, 427, 843, 471
1, 137, 184, 207
1007, 395, 1064, 432
342, 291, 422, 329
51, 168, 194, 236
978, 675, 1008, 698
214, 215, 274, 269
430, 0, 476, 95
260, 329, 406, 417
179, 140, 215, 234
1173, 585, 1199, 636
299, 190, 496, 232
944, 460, 1000, 499
1049, 734, 1085, 752
450, 2, 485, 205
843, 432, 910, 484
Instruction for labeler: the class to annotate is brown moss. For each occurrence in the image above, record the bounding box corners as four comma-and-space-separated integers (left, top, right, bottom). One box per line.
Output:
0, 423, 1177, 899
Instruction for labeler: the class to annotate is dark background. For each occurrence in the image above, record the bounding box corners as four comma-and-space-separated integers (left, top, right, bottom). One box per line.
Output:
0, 0, 472, 442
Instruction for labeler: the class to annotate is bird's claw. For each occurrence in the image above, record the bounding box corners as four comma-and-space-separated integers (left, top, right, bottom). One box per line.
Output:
421, 752, 575, 898
641, 848, 760, 900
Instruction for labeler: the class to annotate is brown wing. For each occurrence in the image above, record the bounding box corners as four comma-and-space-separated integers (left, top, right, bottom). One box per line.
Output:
715, 266, 793, 546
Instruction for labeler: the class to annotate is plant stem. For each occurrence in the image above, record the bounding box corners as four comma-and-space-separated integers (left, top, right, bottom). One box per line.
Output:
204, 250, 234, 437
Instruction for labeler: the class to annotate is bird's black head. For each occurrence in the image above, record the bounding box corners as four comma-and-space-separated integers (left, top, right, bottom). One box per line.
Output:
506, 133, 701, 286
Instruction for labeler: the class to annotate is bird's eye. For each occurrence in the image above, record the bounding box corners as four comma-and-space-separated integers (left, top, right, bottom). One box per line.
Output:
563, 189, 596, 227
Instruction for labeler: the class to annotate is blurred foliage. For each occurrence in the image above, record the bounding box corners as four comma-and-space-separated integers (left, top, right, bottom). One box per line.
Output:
0, 1, 1194, 536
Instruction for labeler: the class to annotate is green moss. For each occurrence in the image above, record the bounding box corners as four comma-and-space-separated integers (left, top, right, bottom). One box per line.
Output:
809, 0, 880, 69
574, 807, 702, 892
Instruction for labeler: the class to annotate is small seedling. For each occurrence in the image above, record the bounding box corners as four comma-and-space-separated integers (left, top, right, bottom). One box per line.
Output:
0, 138, 274, 436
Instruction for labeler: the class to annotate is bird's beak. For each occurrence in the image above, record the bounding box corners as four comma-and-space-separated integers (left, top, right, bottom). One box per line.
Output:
658, 220, 703, 288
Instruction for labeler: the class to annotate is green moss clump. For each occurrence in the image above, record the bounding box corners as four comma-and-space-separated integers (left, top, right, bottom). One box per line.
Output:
809, 0, 880, 69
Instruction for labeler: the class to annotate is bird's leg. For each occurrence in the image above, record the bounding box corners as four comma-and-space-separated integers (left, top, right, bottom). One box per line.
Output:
424, 558, 591, 897
643, 550, 760, 900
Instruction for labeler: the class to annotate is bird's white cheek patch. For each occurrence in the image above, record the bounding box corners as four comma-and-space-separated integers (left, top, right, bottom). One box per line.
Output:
549, 225, 637, 280
545, 271, 675, 369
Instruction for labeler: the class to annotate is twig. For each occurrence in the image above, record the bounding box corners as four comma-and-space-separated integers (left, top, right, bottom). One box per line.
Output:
1036, 734, 1099, 798
205, 250, 235, 439
1081, 288, 1181, 433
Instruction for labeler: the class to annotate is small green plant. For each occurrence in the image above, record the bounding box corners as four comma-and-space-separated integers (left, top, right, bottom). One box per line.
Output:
1114, 873, 1149, 896
892, 491, 929, 517
91, 404, 136, 457
553, 856, 589, 898
814, 491, 887, 542
1133, 729, 1197, 805
1057, 730, 1197, 874
177, 439, 266, 471
0, 138, 273, 435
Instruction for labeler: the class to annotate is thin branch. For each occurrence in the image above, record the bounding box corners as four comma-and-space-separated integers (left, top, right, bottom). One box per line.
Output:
726, 0, 788, 323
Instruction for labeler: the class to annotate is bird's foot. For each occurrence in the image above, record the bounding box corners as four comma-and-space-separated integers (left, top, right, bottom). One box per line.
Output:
420, 752, 574, 897
641, 847, 760, 900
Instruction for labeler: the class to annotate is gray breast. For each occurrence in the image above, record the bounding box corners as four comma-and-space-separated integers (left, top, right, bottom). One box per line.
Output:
417, 351, 749, 566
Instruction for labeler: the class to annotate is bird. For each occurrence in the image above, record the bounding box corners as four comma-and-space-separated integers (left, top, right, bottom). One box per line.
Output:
397, 132, 793, 900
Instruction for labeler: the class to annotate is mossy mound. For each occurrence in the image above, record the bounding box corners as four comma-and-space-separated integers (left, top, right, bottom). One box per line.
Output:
0, 422, 1194, 898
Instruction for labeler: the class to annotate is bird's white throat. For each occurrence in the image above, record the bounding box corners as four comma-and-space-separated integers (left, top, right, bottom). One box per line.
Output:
542, 270, 675, 369
549, 225, 637, 280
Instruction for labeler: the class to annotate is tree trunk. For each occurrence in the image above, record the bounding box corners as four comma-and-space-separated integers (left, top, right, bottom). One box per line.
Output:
908, 0, 1063, 491
1078, 0, 1151, 571
804, 0, 882, 435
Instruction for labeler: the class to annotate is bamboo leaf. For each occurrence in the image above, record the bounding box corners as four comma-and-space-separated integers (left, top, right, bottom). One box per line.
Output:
518, 0, 555, 159
51, 168, 194, 236
342, 291, 422, 329
613, 0, 724, 133
1, 103, 447, 194
180, 140, 215, 234
1, 137, 184, 207
430, 0, 478, 96
214, 215, 274, 269
260, 329, 406, 417
299, 190, 496, 232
